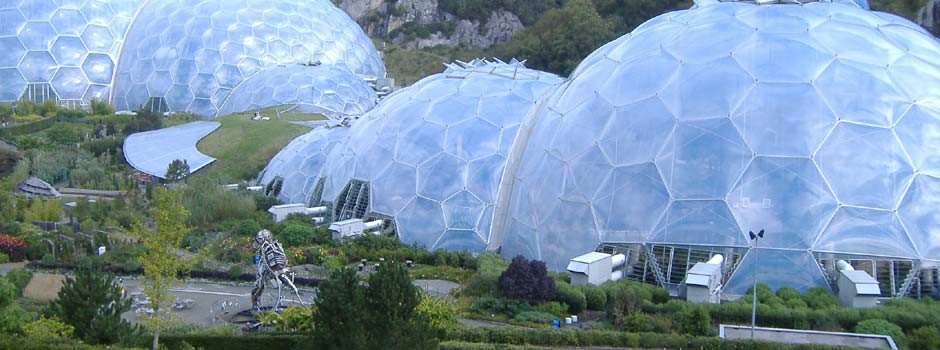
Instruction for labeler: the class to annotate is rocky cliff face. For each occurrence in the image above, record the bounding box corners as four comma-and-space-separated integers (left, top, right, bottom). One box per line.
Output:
918, 0, 940, 35
337, 0, 524, 49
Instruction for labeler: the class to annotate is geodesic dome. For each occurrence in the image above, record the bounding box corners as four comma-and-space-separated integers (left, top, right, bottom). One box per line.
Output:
111, 0, 384, 117
280, 60, 562, 251
217, 64, 377, 118
496, 0, 940, 294
0, 0, 145, 104
259, 126, 350, 206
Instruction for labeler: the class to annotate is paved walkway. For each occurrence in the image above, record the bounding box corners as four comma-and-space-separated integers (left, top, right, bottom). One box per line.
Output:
0, 262, 26, 275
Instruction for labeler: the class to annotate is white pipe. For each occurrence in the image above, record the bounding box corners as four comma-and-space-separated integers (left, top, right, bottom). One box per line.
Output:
363, 220, 384, 230
611, 254, 627, 268
610, 270, 623, 281
707, 254, 724, 265
305, 206, 327, 215
311, 217, 324, 224
837, 260, 855, 271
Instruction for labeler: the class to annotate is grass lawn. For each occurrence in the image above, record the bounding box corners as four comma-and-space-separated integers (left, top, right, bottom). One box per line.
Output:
195, 107, 324, 181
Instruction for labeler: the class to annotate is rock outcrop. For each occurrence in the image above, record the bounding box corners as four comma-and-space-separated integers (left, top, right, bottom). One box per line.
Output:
338, 0, 524, 49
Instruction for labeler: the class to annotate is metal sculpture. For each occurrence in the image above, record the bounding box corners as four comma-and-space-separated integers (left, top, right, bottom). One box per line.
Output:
251, 229, 304, 310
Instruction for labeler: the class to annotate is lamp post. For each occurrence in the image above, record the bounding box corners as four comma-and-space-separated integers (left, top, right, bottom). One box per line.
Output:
748, 229, 765, 340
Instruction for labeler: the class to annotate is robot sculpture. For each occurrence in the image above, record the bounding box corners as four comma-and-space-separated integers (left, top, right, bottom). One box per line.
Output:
251, 229, 304, 310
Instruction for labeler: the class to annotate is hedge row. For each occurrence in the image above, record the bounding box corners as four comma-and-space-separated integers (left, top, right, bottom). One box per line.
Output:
0, 117, 56, 138
441, 340, 863, 350
442, 326, 862, 349
643, 300, 940, 333
131, 334, 313, 350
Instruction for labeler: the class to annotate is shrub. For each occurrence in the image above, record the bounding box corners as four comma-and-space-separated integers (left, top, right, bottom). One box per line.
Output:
5, 268, 32, 295
514, 311, 557, 324
777, 286, 801, 301
603, 281, 651, 329
909, 326, 940, 350
476, 252, 508, 275
0, 234, 27, 261
801, 287, 840, 310
535, 301, 568, 317
21, 317, 74, 339
554, 283, 586, 314
675, 303, 711, 336
580, 284, 606, 311
463, 273, 499, 297
228, 265, 245, 279
470, 297, 531, 317
0, 252, 8, 263
855, 319, 905, 347
623, 313, 655, 333
497, 256, 555, 304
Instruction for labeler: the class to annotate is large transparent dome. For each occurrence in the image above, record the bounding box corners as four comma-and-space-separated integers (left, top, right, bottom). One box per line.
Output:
275, 60, 562, 252
260, 126, 350, 206
217, 64, 377, 118
0, 0, 145, 104
110, 0, 384, 116
497, 1, 940, 294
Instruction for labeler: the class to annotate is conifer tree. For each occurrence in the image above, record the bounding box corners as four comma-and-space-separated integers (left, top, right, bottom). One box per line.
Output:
46, 262, 134, 344
311, 268, 368, 350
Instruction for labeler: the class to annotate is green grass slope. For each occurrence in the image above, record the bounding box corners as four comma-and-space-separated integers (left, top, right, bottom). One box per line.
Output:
195, 107, 324, 181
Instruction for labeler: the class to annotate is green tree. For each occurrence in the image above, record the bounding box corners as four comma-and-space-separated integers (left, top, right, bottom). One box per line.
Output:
0, 277, 15, 309
675, 303, 711, 336
129, 188, 191, 350
164, 159, 190, 182
856, 319, 906, 348
312, 268, 368, 350
46, 263, 133, 344
603, 281, 651, 329
365, 262, 437, 349
910, 326, 940, 350
497, 0, 615, 75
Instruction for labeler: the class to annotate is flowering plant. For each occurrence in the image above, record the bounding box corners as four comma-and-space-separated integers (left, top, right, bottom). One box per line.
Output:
0, 234, 27, 261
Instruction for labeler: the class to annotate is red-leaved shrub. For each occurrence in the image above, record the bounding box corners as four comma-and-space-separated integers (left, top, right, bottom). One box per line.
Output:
0, 234, 27, 262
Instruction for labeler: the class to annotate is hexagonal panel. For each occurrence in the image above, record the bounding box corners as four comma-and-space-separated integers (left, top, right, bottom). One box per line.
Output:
594, 163, 670, 234
371, 162, 417, 216
0, 37, 26, 68
0, 68, 25, 100
51, 67, 88, 99
733, 33, 834, 83
396, 197, 446, 249
445, 117, 499, 161
660, 57, 755, 121
51, 36, 88, 66
18, 0, 57, 21
395, 122, 445, 166
649, 200, 749, 247
663, 20, 753, 64
417, 153, 466, 201
599, 52, 681, 106
80, 24, 114, 53
813, 207, 918, 259
597, 97, 675, 166
50, 8, 86, 36
657, 118, 752, 199
443, 191, 485, 230
814, 60, 909, 127
562, 145, 612, 203
895, 104, 940, 176
898, 175, 940, 261
728, 157, 837, 249
0, 8, 27, 36
19, 51, 58, 81
81, 53, 113, 84
551, 94, 614, 161
732, 82, 836, 157
18, 21, 57, 50
816, 123, 913, 209
435, 230, 486, 252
